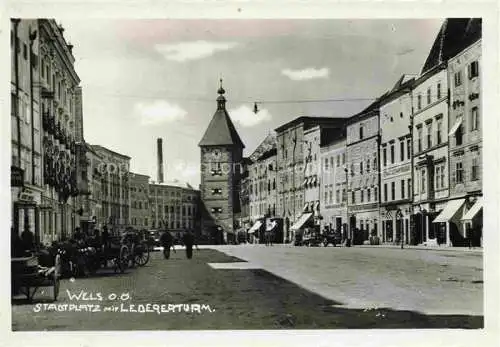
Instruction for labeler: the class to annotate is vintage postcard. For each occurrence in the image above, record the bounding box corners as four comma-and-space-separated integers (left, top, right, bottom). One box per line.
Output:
2, 1, 499, 347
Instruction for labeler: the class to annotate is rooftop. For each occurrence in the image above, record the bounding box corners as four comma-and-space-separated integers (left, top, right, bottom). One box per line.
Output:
421, 18, 481, 75
198, 83, 245, 148
90, 144, 131, 160
149, 179, 198, 191
275, 116, 348, 133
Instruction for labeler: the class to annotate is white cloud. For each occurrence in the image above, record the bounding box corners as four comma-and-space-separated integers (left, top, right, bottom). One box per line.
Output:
155, 41, 239, 62
281, 67, 330, 81
173, 161, 199, 178
229, 105, 272, 128
135, 100, 187, 125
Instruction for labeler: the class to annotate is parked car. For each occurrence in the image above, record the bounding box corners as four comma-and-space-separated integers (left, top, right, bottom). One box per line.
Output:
323, 231, 342, 247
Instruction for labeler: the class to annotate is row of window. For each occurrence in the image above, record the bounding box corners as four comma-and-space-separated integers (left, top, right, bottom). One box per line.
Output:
453, 158, 480, 184
249, 179, 277, 195
454, 61, 479, 87
415, 106, 479, 153
351, 186, 379, 204
323, 153, 346, 170
131, 201, 149, 209
323, 188, 347, 205
148, 205, 197, 216
250, 204, 277, 217
415, 116, 444, 152
417, 81, 443, 110
383, 179, 412, 202
349, 157, 378, 176
383, 138, 411, 166
415, 60, 479, 112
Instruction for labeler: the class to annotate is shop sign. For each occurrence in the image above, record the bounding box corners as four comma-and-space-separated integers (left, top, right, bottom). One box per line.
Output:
18, 189, 36, 203
11, 166, 24, 187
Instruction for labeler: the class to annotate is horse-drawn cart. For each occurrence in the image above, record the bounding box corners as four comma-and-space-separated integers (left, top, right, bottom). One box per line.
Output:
11, 254, 61, 302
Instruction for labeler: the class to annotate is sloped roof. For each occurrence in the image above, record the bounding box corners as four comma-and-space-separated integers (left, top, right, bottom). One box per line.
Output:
249, 132, 276, 162
421, 18, 482, 75
198, 109, 245, 148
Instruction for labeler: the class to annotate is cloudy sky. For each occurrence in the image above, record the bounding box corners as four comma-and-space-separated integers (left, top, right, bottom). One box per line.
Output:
62, 19, 443, 187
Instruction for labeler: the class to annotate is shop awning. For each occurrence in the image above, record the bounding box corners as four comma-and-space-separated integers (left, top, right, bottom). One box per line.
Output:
432, 199, 466, 223
462, 197, 483, 221
315, 201, 320, 211
248, 221, 262, 234
312, 176, 318, 185
448, 116, 463, 137
266, 221, 277, 231
302, 178, 308, 187
303, 203, 309, 212
290, 213, 313, 231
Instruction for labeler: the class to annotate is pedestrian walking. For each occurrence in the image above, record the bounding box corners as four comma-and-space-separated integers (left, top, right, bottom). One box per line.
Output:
182, 231, 197, 259
160, 230, 176, 259
101, 225, 110, 251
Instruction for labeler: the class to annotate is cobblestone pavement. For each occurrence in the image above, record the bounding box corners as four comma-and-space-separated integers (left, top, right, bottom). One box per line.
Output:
11, 247, 482, 331
217, 244, 483, 316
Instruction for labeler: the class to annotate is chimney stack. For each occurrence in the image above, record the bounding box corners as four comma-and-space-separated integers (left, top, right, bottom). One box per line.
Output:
157, 138, 164, 183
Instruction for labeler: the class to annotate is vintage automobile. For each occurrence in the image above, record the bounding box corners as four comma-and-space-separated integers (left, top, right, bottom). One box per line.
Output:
322, 231, 342, 247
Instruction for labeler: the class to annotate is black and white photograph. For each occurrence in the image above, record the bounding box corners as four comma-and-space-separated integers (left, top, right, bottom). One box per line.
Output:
2, 1, 499, 346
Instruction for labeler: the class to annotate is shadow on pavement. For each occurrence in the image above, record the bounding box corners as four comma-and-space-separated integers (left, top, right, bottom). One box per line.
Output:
248, 269, 483, 329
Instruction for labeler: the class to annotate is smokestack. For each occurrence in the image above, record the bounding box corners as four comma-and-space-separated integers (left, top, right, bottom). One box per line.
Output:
157, 138, 164, 183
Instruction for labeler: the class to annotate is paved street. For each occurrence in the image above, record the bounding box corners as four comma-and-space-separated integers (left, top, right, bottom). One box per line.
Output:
12, 246, 482, 330
218, 245, 484, 316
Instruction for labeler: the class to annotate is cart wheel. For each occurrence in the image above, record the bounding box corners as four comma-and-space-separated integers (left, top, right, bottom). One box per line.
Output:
118, 246, 129, 273
134, 244, 150, 267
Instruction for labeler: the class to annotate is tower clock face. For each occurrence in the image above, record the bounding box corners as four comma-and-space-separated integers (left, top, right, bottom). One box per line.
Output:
212, 149, 221, 159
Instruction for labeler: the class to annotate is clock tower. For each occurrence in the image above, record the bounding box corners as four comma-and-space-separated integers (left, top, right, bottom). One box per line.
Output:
198, 80, 245, 244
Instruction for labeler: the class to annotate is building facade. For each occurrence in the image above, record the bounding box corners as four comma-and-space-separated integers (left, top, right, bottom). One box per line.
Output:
303, 126, 321, 226
91, 145, 130, 235
199, 83, 244, 244
319, 135, 348, 237
275, 117, 346, 242
148, 181, 200, 239
346, 103, 381, 244
411, 65, 450, 246
447, 38, 482, 246
237, 157, 252, 232
11, 19, 83, 244
129, 172, 150, 230
11, 19, 45, 243
379, 76, 415, 245
74, 144, 101, 235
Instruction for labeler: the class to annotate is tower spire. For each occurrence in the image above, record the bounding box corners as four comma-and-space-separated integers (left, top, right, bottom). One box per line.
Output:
217, 78, 226, 110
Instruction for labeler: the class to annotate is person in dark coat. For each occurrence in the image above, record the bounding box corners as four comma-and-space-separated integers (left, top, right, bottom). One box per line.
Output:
11, 228, 24, 257
74, 227, 83, 241
160, 230, 176, 259
21, 228, 34, 252
101, 225, 110, 250
182, 231, 198, 259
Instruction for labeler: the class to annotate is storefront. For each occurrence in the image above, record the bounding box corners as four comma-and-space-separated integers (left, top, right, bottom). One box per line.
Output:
11, 167, 42, 245
461, 197, 483, 247
432, 198, 466, 247
381, 205, 411, 245
248, 220, 263, 243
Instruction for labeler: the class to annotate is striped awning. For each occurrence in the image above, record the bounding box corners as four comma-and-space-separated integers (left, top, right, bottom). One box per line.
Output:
433, 199, 466, 223
462, 197, 483, 221
248, 221, 262, 234
290, 213, 313, 231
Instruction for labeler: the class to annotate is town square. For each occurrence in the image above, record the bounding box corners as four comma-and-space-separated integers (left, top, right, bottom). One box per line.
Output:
8, 17, 486, 333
